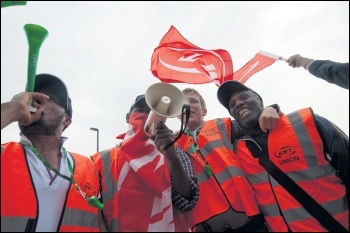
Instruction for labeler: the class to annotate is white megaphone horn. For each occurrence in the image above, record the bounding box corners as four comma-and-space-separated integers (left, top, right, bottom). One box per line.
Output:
144, 83, 187, 136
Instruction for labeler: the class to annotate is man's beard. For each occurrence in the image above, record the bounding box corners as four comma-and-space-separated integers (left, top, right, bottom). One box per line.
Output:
237, 107, 263, 133
19, 114, 64, 136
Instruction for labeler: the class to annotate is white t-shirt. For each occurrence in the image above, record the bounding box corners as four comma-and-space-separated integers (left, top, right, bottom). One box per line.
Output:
21, 136, 73, 232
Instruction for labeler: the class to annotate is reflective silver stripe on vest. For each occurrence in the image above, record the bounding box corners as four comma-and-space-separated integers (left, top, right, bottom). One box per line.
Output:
246, 171, 269, 185
61, 208, 98, 228
216, 118, 233, 150
276, 164, 335, 184
247, 163, 335, 185
258, 203, 281, 217
280, 198, 348, 224
110, 218, 119, 232
200, 139, 227, 157
215, 165, 246, 184
99, 150, 116, 205
197, 170, 210, 184
99, 150, 119, 231
259, 192, 348, 221
288, 111, 318, 167
1, 216, 30, 232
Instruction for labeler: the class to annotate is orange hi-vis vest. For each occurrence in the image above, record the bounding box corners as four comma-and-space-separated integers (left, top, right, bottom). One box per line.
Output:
177, 118, 260, 230
1, 142, 100, 232
234, 108, 349, 232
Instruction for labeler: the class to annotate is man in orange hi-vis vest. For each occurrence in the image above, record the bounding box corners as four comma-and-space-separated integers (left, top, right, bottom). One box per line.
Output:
153, 87, 282, 232
1, 74, 102, 232
217, 80, 349, 232
91, 94, 199, 232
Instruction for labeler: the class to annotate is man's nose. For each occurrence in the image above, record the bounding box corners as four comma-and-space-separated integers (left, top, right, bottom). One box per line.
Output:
235, 100, 244, 109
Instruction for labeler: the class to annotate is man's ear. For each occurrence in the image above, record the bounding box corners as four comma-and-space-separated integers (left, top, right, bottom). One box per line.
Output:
126, 113, 130, 123
62, 115, 72, 131
202, 108, 208, 116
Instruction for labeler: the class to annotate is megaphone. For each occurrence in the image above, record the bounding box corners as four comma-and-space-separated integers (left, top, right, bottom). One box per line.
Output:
144, 83, 187, 136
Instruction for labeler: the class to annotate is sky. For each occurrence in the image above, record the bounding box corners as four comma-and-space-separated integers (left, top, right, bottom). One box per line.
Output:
1, 1, 349, 156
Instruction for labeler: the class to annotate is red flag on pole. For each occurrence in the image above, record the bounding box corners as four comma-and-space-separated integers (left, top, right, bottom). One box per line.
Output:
151, 25, 233, 87
233, 50, 284, 84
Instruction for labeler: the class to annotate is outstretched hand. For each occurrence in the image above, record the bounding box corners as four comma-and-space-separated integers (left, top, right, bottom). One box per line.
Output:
287, 54, 313, 69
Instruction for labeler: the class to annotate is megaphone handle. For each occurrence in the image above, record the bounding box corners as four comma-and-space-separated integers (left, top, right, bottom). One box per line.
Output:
163, 104, 190, 150
27, 99, 37, 112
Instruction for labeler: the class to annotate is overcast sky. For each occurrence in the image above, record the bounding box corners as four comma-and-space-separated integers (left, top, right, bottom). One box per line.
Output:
1, 1, 349, 156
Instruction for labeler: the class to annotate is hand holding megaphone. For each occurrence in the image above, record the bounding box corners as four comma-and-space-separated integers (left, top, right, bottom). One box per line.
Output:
151, 121, 175, 153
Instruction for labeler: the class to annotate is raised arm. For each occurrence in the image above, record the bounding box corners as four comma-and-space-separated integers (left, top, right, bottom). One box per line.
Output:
287, 54, 349, 89
152, 121, 199, 211
1, 92, 49, 130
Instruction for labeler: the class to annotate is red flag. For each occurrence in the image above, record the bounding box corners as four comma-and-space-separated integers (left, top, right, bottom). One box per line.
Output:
118, 112, 177, 231
151, 26, 233, 87
233, 50, 284, 84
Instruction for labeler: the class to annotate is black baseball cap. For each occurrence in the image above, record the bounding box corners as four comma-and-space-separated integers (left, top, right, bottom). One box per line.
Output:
217, 80, 262, 111
129, 94, 146, 113
34, 73, 73, 118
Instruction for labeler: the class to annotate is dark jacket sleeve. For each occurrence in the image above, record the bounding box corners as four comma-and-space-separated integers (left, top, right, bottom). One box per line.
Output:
314, 114, 349, 198
309, 60, 349, 89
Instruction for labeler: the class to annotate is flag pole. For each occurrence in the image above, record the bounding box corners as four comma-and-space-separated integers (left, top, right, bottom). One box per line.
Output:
258, 50, 287, 61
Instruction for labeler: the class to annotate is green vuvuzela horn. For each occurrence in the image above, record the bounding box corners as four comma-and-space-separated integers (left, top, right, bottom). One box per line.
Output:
24, 24, 48, 92
1, 1, 27, 8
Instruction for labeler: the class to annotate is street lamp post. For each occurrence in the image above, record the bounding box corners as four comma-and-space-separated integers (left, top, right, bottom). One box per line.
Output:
90, 127, 99, 153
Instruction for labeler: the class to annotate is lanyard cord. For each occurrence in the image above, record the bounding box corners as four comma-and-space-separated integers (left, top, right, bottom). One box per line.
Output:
20, 140, 74, 183
185, 129, 213, 177
20, 140, 104, 210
